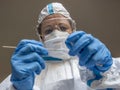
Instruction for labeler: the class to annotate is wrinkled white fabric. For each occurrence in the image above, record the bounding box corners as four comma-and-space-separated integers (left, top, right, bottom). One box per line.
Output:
80, 58, 120, 90
36, 2, 76, 35
38, 2, 72, 24
44, 29, 69, 41
92, 58, 120, 89
44, 30, 71, 60
1, 58, 120, 90
34, 57, 92, 90
0, 57, 93, 90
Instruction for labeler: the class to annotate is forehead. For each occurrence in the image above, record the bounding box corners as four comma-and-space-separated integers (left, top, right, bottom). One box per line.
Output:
41, 14, 70, 25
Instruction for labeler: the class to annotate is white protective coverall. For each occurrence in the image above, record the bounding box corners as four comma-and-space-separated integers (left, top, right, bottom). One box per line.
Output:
0, 2, 120, 90
0, 57, 120, 90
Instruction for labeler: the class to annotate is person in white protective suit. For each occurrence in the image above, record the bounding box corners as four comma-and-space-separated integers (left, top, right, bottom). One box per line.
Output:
0, 2, 120, 90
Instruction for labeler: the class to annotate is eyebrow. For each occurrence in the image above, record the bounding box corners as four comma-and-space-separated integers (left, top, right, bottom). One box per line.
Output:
42, 25, 52, 30
42, 18, 70, 22
43, 22, 69, 27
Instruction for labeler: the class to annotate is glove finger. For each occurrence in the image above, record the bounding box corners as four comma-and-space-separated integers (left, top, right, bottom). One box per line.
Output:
23, 52, 46, 69
12, 52, 46, 69
69, 34, 93, 56
79, 41, 98, 66
86, 44, 112, 72
102, 58, 113, 68
96, 63, 112, 72
95, 48, 112, 72
26, 62, 42, 75
20, 62, 42, 75
81, 38, 102, 67
84, 39, 103, 68
15, 39, 44, 53
18, 43, 48, 55
11, 62, 42, 79
65, 31, 86, 50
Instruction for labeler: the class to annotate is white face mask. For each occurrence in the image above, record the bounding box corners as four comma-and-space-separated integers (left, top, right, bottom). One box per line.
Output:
44, 30, 71, 61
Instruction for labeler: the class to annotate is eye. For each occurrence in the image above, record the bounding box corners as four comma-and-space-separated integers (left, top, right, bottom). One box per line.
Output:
44, 28, 53, 35
60, 25, 67, 32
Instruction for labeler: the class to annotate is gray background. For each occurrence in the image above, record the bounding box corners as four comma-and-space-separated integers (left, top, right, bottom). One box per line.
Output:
0, 0, 120, 82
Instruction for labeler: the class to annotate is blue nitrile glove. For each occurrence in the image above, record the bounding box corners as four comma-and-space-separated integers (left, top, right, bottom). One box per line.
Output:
10, 39, 48, 90
65, 31, 113, 72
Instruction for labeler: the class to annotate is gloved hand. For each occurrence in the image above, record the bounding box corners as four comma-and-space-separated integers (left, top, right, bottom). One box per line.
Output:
10, 39, 48, 90
65, 31, 113, 72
